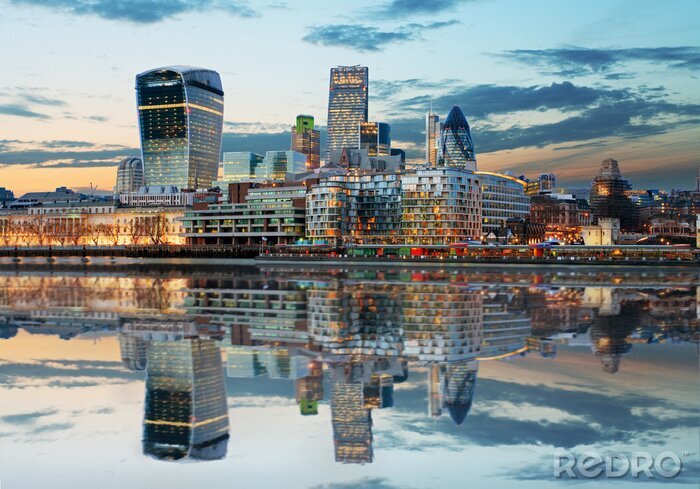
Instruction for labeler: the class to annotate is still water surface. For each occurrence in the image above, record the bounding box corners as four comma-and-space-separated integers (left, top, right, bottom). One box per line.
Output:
0, 264, 698, 488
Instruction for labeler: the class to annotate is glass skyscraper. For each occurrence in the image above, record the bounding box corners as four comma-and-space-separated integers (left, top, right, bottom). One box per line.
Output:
425, 113, 442, 166
220, 151, 264, 183
439, 105, 476, 171
136, 66, 224, 190
359, 122, 391, 156
326, 66, 368, 162
291, 115, 321, 169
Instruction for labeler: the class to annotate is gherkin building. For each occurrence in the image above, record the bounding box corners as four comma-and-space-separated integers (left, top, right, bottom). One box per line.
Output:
439, 105, 476, 171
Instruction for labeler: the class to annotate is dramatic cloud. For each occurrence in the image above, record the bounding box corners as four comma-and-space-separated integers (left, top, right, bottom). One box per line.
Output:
302, 21, 458, 52
9, 0, 259, 24
501, 46, 700, 77
375, 0, 471, 18
0, 139, 136, 169
0, 103, 50, 119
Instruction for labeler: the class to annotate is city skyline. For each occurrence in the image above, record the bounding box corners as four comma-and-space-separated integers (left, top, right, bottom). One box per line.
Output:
1, 0, 699, 195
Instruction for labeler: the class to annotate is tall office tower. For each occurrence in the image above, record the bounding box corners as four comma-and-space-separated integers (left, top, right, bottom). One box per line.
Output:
115, 157, 144, 194
442, 360, 478, 425
136, 66, 224, 190
291, 115, 321, 169
143, 338, 229, 461
296, 360, 324, 416
326, 66, 369, 162
359, 122, 391, 156
426, 113, 441, 166
439, 105, 476, 171
590, 158, 639, 231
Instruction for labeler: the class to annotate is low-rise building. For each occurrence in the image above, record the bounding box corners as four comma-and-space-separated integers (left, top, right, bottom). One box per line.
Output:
581, 218, 620, 245
180, 183, 306, 245
530, 193, 591, 243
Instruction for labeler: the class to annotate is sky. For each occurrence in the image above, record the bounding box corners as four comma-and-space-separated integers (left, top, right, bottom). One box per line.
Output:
0, 0, 699, 195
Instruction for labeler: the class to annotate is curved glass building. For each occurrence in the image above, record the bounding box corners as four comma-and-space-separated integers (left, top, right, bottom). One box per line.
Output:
136, 66, 224, 190
115, 156, 144, 194
439, 105, 476, 171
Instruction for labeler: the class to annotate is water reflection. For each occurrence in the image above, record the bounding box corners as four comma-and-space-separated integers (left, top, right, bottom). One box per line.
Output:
0, 265, 698, 469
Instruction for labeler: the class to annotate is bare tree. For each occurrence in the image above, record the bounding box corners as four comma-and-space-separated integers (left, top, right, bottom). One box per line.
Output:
87, 223, 104, 246
47, 218, 69, 246
144, 213, 167, 245
0, 217, 15, 246
68, 220, 88, 246
126, 218, 145, 245
104, 223, 120, 246
25, 214, 48, 246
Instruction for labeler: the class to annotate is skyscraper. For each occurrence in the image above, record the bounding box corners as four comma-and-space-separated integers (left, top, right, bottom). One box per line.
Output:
136, 66, 224, 190
143, 338, 229, 461
359, 122, 391, 156
115, 156, 144, 194
426, 113, 441, 166
291, 115, 321, 169
439, 105, 476, 171
326, 66, 368, 162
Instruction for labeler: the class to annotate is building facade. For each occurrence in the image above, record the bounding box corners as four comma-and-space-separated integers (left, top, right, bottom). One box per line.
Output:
326, 66, 369, 162
136, 66, 224, 190
590, 159, 639, 231
401, 168, 482, 244
475, 171, 530, 237
217, 152, 264, 184
115, 157, 145, 194
181, 184, 306, 245
291, 115, 321, 170
530, 193, 591, 243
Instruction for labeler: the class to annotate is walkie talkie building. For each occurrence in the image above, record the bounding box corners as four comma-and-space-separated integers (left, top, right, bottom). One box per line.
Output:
136, 66, 224, 190
326, 66, 368, 163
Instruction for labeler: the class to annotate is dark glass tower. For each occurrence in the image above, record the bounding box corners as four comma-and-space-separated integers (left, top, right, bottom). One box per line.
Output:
359, 122, 391, 156
136, 66, 224, 190
439, 105, 476, 171
326, 66, 369, 162
143, 338, 229, 461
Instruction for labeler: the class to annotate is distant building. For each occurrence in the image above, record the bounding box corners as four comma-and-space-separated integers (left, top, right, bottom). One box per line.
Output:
10, 187, 90, 209
359, 122, 391, 156
326, 66, 369, 162
330, 366, 373, 464
499, 217, 545, 245
115, 157, 144, 194
525, 174, 556, 196
329, 147, 402, 173
119, 185, 206, 207
291, 115, 321, 170
581, 218, 621, 245
475, 171, 530, 238
136, 66, 224, 190
259, 151, 307, 181
439, 105, 476, 171
530, 193, 591, 243
590, 159, 639, 231
0, 187, 15, 205
214, 152, 265, 192
425, 113, 442, 166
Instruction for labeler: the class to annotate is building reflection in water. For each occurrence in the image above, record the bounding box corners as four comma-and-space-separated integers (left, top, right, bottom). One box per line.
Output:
1, 267, 698, 464
119, 320, 231, 461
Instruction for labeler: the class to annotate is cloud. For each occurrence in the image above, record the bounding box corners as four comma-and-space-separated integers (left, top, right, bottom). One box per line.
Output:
0, 139, 137, 169
302, 21, 458, 52
375, 0, 472, 18
0, 104, 50, 119
9, 0, 259, 24
310, 478, 405, 489
1, 409, 58, 425
20, 94, 67, 106
500, 46, 700, 77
